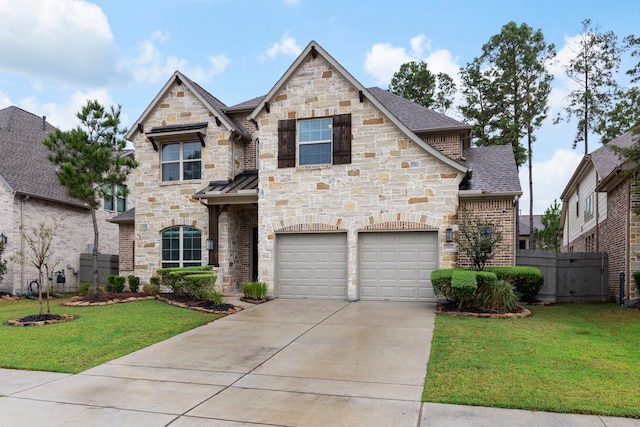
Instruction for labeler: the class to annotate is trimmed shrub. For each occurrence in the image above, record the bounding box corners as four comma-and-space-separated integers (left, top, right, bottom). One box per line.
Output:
485, 266, 544, 302
149, 276, 160, 286
157, 266, 213, 294
633, 271, 640, 294
243, 282, 267, 300
143, 283, 160, 296
127, 275, 140, 293
451, 270, 478, 308
432, 269, 454, 298
77, 282, 92, 296
106, 275, 126, 293
182, 273, 220, 303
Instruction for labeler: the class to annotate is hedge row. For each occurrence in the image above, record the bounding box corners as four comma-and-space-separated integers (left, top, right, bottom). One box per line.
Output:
156, 266, 222, 303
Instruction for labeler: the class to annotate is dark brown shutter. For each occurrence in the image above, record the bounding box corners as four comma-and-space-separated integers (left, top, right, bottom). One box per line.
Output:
278, 119, 296, 168
332, 113, 351, 164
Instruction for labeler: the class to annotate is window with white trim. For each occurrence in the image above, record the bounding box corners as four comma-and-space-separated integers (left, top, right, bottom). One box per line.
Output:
161, 142, 202, 181
584, 193, 594, 221
161, 226, 202, 268
298, 118, 333, 165
103, 183, 127, 213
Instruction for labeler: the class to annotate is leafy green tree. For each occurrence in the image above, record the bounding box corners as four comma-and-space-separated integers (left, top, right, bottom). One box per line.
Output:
555, 19, 623, 153
389, 61, 456, 112
458, 210, 503, 271
43, 100, 137, 296
533, 200, 561, 251
460, 21, 555, 249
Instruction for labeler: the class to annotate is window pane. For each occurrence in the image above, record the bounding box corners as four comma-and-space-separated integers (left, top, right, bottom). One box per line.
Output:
183, 142, 201, 160
299, 118, 332, 142
162, 144, 180, 162
162, 263, 180, 268
162, 228, 180, 261
183, 160, 201, 180
299, 142, 331, 165
117, 196, 126, 213
183, 227, 201, 261
162, 163, 180, 181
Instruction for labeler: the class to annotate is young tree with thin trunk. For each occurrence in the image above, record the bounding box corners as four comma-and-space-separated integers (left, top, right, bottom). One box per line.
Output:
11, 223, 59, 315
533, 200, 561, 251
555, 19, 623, 154
460, 21, 555, 249
43, 100, 137, 296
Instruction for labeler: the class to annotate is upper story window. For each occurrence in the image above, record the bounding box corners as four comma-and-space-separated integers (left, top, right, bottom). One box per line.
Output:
278, 114, 351, 168
299, 118, 333, 165
162, 142, 202, 181
161, 226, 202, 268
584, 193, 595, 221
575, 184, 580, 217
103, 184, 126, 213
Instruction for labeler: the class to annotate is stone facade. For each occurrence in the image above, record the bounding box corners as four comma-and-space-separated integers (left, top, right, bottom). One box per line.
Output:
254, 54, 464, 298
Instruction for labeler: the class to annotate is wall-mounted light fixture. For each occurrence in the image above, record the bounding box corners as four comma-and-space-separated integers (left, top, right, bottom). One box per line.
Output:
206, 238, 214, 251
445, 228, 453, 242
0, 232, 7, 245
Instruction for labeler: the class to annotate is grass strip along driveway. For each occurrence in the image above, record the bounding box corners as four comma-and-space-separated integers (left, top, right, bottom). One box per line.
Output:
424, 303, 640, 418
0, 297, 221, 373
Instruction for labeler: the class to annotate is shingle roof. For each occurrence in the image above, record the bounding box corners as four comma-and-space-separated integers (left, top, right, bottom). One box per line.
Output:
461, 145, 522, 195
591, 130, 637, 178
0, 106, 87, 208
366, 87, 471, 133
226, 95, 265, 112
106, 207, 135, 223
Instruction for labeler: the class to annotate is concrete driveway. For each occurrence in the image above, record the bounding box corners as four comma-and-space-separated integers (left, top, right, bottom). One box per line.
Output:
3, 299, 638, 426
0, 299, 436, 426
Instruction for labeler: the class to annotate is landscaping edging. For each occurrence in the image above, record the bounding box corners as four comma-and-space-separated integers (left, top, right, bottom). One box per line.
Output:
436, 304, 533, 318
65, 295, 156, 306
5, 313, 76, 327
156, 296, 243, 315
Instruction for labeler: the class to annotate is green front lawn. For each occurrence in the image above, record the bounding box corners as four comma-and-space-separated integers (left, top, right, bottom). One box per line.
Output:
424, 303, 640, 418
0, 297, 221, 373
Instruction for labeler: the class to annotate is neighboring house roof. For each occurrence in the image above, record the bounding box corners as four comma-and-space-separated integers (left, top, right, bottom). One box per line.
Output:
366, 87, 471, 134
226, 95, 265, 112
519, 214, 543, 236
0, 106, 87, 208
125, 71, 251, 142
460, 146, 522, 196
106, 207, 135, 224
248, 40, 468, 175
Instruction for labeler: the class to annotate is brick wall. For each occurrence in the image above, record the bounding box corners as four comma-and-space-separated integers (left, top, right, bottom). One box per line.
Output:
457, 198, 516, 268
118, 222, 135, 277
599, 181, 628, 301
419, 132, 464, 160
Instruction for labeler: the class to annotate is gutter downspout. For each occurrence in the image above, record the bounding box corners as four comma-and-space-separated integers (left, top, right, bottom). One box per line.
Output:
20, 195, 28, 294
626, 180, 631, 305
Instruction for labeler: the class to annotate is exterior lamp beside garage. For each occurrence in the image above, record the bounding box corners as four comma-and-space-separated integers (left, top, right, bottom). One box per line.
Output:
445, 228, 453, 242
206, 238, 214, 250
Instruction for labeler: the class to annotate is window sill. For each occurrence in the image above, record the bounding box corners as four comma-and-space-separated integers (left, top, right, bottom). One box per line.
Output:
159, 179, 203, 187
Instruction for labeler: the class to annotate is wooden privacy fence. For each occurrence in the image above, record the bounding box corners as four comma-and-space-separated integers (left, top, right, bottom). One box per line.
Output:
78, 253, 119, 288
516, 250, 608, 303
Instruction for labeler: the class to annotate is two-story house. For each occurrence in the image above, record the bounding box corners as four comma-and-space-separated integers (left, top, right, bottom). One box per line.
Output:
123, 41, 521, 302
0, 106, 130, 294
560, 130, 639, 302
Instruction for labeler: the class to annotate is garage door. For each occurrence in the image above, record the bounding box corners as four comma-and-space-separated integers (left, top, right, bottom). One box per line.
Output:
359, 232, 437, 301
277, 233, 347, 299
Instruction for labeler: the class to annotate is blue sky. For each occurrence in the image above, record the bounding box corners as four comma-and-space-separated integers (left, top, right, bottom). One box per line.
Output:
1, 0, 638, 213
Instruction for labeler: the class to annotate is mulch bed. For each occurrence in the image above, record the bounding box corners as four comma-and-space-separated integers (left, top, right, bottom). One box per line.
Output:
5, 313, 76, 327
437, 302, 532, 318
239, 297, 268, 304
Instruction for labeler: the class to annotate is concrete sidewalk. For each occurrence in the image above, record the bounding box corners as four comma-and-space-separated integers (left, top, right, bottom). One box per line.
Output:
0, 299, 638, 426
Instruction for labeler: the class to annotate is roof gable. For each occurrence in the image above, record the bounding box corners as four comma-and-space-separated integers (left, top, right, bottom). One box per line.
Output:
248, 41, 468, 174
125, 71, 251, 141
0, 106, 87, 207
461, 145, 522, 196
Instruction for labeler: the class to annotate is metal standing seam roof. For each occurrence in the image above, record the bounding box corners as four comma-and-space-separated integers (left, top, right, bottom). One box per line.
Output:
194, 169, 258, 198
0, 106, 87, 208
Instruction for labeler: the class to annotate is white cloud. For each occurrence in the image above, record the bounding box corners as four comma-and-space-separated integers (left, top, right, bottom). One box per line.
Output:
364, 34, 460, 89
0, 0, 116, 86
518, 148, 583, 214
19, 89, 117, 131
117, 31, 230, 84
259, 33, 303, 64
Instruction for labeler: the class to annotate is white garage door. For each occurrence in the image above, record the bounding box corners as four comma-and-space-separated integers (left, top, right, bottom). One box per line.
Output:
277, 233, 347, 299
359, 231, 437, 301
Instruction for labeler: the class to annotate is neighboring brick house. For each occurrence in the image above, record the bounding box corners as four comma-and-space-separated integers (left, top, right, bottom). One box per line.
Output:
0, 106, 131, 294
124, 41, 521, 301
560, 130, 639, 302
518, 214, 543, 249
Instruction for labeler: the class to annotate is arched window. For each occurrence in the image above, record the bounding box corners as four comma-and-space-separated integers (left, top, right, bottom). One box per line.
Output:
161, 226, 202, 268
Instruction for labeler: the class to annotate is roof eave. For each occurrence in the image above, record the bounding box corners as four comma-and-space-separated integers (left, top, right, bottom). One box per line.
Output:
193, 191, 258, 205
459, 190, 522, 199
559, 154, 592, 200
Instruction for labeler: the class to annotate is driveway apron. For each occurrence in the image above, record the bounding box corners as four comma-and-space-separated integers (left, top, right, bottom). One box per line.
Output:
0, 299, 436, 426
